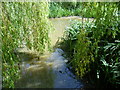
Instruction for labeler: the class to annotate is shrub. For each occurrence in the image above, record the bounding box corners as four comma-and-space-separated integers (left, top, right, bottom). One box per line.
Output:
62, 2, 119, 88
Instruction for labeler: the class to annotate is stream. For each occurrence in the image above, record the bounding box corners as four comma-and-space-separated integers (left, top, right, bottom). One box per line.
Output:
15, 16, 94, 88
15, 48, 83, 88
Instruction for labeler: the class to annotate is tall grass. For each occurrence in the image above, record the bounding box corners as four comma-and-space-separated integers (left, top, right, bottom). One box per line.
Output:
1, 2, 51, 88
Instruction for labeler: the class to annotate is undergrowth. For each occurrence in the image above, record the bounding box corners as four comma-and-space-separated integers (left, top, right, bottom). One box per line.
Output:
61, 2, 119, 88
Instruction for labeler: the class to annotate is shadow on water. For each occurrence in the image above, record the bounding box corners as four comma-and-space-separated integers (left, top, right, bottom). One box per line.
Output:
15, 48, 83, 88
15, 16, 90, 88
15, 50, 54, 88
15, 62, 55, 88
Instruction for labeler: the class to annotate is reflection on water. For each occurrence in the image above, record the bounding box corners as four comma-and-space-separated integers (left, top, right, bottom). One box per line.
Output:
15, 53, 54, 88
46, 48, 83, 88
49, 16, 94, 47
16, 66, 54, 88
15, 17, 88, 88
15, 48, 83, 88
49, 18, 70, 47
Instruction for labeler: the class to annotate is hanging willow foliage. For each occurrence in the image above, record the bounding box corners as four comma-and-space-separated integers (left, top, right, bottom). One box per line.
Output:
1, 2, 51, 88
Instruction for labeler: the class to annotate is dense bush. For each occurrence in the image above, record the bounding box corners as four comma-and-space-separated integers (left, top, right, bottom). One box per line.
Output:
90, 2, 120, 88
62, 2, 119, 88
1, 2, 51, 88
63, 20, 95, 78
49, 2, 82, 18
49, 2, 101, 18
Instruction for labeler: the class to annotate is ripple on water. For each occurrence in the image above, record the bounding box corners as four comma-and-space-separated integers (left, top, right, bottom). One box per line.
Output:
15, 48, 83, 88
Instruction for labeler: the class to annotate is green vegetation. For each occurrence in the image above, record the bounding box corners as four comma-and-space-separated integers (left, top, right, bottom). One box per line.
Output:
1, 1, 119, 89
61, 2, 119, 88
49, 2, 82, 18
61, 21, 95, 78
49, 2, 100, 18
1, 2, 51, 88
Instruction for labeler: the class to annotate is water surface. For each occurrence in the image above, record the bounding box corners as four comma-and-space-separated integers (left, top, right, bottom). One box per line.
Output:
49, 16, 94, 47
15, 48, 83, 88
15, 16, 93, 88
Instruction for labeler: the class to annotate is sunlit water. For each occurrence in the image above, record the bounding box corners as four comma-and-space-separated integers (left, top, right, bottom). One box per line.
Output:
15, 48, 83, 88
15, 16, 94, 88
49, 16, 94, 47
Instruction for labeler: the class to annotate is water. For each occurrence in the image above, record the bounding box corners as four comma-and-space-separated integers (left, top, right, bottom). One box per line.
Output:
49, 16, 94, 47
46, 48, 83, 88
15, 48, 83, 88
15, 16, 94, 88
